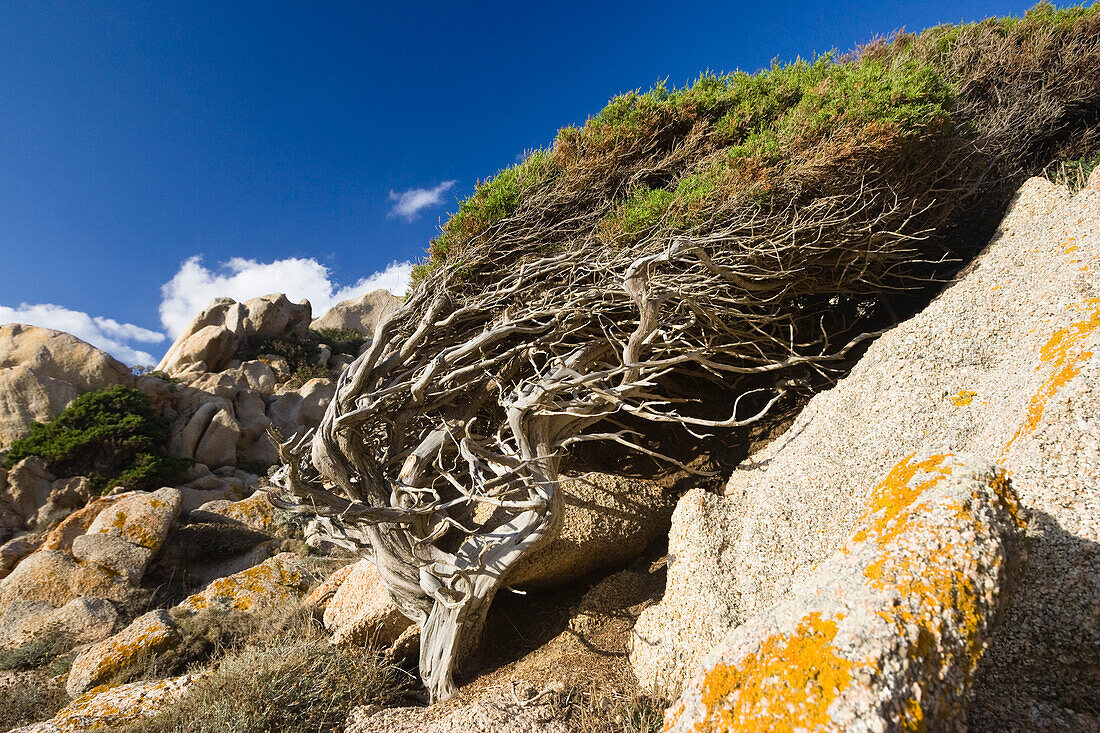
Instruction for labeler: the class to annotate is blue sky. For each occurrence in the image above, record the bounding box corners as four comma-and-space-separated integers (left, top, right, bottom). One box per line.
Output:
0, 0, 1040, 364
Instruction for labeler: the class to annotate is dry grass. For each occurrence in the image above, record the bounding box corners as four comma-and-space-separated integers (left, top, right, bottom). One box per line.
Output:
0, 670, 70, 730
105, 640, 397, 733
105, 603, 401, 733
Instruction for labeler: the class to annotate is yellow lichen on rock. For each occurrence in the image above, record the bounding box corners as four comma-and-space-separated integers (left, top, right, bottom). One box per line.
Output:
66, 609, 181, 697
666, 454, 1024, 733
683, 612, 853, 732
175, 552, 308, 614
1003, 298, 1100, 458
952, 389, 977, 406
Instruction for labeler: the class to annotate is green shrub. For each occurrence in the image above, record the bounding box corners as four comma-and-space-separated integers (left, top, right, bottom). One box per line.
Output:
0, 629, 74, 672
413, 149, 558, 286
1045, 149, 1100, 190
311, 327, 366, 356
3, 385, 188, 493
601, 186, 676, 241
249, 327, 365, 388
411, 1, 1100, 280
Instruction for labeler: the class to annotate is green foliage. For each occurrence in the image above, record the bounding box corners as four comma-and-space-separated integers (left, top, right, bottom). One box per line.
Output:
250, 327, 366, 388
714, 53, 954, 159
920, 0, 1098, 54
414, 149, 558, 286
311, 327, 366, 355
250, 325, 367, 387
283, 363, 330, 391
602, 186, 676, 240
1045, 149, 1100, 190
3, 385, 188, 493
411, 1, 1100, 281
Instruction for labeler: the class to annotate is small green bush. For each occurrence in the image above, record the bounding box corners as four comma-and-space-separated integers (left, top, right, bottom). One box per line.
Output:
3, 385, 188, 493
311, 327, 366, 356
1045, 150, 1100, 190
413, 149, 558, 285
0, 629, 74, 672
601, 186, 676, 241
250, 327, 365, 388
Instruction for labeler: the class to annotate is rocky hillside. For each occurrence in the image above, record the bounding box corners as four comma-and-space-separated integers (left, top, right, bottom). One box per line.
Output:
0, 6, 1098, 731
0, 172, 1094, 733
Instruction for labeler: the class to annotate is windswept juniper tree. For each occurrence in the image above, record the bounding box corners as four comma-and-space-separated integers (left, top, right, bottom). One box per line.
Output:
268, 5, 1100, 702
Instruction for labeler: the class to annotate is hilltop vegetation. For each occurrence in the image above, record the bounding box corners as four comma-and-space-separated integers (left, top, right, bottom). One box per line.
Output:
417, 2, 1099, 285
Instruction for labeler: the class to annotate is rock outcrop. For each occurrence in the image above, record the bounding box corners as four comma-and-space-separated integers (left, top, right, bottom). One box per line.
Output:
504, 472, 677, 589
0, 325, 134, 449
65, 609, 181, 697
633, 176, 1100, 729
70, 487, 181, 584
156, 294, 312, 375
665, 455, 1024, 731
10, 674, 202, 733
0, 488, 180, 650
321, 558, 412, 647
174, 551, 310, 614
310, 289, 400, 337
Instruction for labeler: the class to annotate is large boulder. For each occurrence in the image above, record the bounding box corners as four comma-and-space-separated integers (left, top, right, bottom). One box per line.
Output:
0, 325, 133, 448
66, 609, 181, 698
310, 289, 401, 338
265, 378, 335, 438
322, 559, 412, 647
157, 325, 239, 378
11, 674, 203, 733
190, 492, 280, 535
0, 551, 133, 648
665, 456, 1025, 732
1, 457, 55, 531
0, 596, 118, 650
632, 177, 1100, 729
71, 487, 181, 584
157, 294, 311, 376
0, 534, 40, 578
504, 471, 677, 589
174, 552, 310, 615
227, 293, 312, 342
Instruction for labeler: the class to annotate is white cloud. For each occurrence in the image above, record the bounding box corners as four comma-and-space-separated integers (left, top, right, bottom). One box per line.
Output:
159, 256, 413, 337
0, 303, 165, 366
388, 180, 456, 220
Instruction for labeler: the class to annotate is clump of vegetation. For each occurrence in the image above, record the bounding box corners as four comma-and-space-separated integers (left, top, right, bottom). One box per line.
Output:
0, 672, 69, 730
1044, 149, 1100, 190
130, 366, 179, 382
108, 603, 399, 733
414, 1, 1099, 280
0, 627, 78, 727
3, 385, 189, 492
0, 629, 75, 673
249, 327, 367, 389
